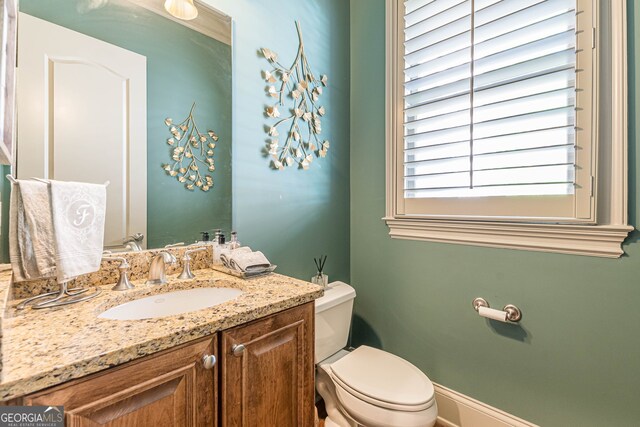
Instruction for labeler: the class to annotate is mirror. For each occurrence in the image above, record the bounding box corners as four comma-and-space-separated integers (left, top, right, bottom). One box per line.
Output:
12, 0, 232, 251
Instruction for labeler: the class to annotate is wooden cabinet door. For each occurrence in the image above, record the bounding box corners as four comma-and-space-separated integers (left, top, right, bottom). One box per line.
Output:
220, 303, 315, 427
23, 336, 217, 427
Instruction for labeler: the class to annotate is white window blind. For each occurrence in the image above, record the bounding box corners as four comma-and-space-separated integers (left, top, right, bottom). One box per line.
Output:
403, 0, 578, 200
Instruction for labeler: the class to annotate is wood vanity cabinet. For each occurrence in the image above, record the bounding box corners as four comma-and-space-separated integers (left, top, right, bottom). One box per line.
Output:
23, 335, 218, 426
220, 302, 315, 427
17, 302, 315, 427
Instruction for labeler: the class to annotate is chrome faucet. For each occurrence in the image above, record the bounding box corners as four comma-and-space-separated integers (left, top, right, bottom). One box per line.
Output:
123, 233, 145, 251
146, 251, 177, 285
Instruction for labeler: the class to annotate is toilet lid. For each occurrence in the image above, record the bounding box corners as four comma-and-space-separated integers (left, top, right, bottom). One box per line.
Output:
329, 346, 434, 409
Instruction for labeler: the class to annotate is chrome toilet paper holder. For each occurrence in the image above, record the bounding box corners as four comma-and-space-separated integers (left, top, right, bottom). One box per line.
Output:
472, 297, 522, 323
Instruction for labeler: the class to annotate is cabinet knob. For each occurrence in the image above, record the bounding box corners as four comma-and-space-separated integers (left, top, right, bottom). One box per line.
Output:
202, 354, 217, 369
231, 344, 246, 356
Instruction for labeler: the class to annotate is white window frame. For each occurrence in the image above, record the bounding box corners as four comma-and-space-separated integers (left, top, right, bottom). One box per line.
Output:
384, 0, 633, 258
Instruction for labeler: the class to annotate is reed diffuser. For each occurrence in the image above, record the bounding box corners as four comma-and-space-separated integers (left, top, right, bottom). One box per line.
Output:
312, 255, 328, 287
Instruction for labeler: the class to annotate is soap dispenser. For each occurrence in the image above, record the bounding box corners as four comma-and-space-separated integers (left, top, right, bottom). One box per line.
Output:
213, 230, 226, 265
229, 231, 240, 250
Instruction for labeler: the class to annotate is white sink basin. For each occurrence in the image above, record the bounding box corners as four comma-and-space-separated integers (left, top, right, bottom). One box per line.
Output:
98, 287, 243, 320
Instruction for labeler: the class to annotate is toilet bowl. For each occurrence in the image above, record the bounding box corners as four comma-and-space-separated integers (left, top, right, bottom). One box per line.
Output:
315, 282, 437, 427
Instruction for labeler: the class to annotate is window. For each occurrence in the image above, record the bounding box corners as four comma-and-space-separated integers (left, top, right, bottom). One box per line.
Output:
402, 0, 592, 221
385, 0, 632, 257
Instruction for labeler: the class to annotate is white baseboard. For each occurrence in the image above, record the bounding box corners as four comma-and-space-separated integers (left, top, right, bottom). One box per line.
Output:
433, 383, 538, 427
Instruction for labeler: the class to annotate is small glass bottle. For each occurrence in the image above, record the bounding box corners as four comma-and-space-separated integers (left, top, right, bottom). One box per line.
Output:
229, 231, 240, 250
212, 230, 223, 265
217, 233, 231, 265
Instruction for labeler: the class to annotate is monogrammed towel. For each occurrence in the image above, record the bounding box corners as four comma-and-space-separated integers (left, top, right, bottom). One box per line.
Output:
49, 180, 107, 283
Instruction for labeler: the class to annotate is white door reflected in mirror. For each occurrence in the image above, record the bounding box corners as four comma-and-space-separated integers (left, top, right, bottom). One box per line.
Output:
16, 13, 147, 248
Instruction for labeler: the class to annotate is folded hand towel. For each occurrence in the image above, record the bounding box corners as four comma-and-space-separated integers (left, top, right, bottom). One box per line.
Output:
9, 180, 57, 281
220, 247, 250, 268
50, 180, 107, 283
228, 250, 271, 273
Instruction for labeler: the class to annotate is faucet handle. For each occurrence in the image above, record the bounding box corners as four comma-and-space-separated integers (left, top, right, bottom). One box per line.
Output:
178, 247, 207, 280
102, 256, 134, 291
185, 246, 207, 257
164, 242, 185, 248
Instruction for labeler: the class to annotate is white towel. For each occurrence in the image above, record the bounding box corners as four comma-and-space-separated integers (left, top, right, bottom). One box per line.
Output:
49, 180, 107, 283
220, 247, 250, 268
9, 180, 57, 281
222, 249, 271, 273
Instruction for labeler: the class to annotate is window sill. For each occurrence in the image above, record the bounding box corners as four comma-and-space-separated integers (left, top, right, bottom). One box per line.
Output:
383, 217, 634, 258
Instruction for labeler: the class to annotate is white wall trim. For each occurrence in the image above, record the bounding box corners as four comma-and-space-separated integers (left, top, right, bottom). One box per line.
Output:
385, 217, 633, 258
384, 0, 398, 224
609, 0, 629, 225
384, 0, 632, 258
434, 383, 538, 427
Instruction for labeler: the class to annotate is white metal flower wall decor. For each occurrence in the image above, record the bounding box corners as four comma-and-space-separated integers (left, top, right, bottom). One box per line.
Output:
162, 102, 218, 192
261, 21, 329, 170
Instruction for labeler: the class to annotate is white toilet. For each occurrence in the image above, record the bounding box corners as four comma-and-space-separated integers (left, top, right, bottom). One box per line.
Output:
315, 282, 437, 427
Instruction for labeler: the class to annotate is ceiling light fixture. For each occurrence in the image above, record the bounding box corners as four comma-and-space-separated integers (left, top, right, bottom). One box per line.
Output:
164, 0, 198, 20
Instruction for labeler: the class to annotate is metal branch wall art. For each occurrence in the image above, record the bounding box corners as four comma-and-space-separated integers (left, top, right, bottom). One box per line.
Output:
162, 103, 218, 192
261, 21, 329, 170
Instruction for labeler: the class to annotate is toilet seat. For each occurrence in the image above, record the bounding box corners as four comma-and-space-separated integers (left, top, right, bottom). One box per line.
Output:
331, 372, 436, 412
332, 382, 437, 427
326, 346, 435, 412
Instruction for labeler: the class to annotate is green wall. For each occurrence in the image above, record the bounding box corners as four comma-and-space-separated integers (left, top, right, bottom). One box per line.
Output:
18, 0, 232, 249
350, 1, 640, 426
204, 0, 351, 282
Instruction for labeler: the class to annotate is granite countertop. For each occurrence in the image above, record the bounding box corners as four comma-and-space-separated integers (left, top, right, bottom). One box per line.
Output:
0, 268, 323, 400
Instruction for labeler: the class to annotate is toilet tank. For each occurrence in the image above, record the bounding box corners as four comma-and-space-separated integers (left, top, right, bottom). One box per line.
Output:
314, 281, 356, 363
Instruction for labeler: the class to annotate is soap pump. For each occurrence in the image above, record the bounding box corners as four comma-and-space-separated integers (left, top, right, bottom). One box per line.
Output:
229, 231, 240, 250
213, 230, 226, 265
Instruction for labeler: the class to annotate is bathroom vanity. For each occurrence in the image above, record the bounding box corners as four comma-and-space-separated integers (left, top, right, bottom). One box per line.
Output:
0, 248, 323, 426
15, 304, 314, 426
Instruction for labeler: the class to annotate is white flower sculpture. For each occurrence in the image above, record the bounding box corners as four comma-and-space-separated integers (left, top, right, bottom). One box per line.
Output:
162, 103, 217, 192
261, 22, 329, 170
